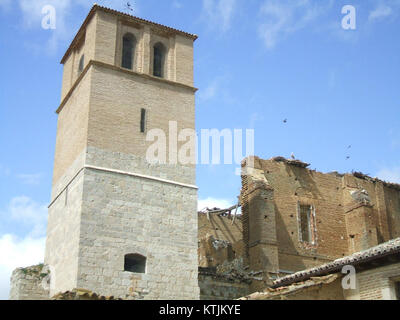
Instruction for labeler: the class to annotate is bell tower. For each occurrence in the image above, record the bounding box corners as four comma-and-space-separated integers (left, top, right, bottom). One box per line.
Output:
45, 5, 199, 299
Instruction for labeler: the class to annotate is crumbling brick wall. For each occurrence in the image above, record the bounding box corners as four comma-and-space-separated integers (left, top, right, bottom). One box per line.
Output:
241, 156, 400, 277
198, 213, 244, 267
197, 214, 257, 299
240, 158, 279, 291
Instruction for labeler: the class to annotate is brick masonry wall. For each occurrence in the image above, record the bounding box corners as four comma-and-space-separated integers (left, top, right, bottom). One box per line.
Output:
53, 69, 92, 186
57, 9, 196, 187
61, 12, 97, 101
240, 172, 250, 263
66, 10, 195, 89
240, 164, 279, 291
87, 63, 195, 177
198, 214, 243, 248
357, 262, 400, 300
261, 159, 348, 270
198, 213, 244, 267
241, 157, 400, 276
383, 188, 400, 237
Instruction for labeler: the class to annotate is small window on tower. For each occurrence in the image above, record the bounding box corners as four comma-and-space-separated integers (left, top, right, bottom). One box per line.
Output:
64, 186, 68, 207
78, 54, 84, 74
124, 254, 146, 273
140, 108, 146, 133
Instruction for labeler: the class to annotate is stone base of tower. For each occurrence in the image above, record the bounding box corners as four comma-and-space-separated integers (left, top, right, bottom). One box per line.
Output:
44, 146, 200, 300
76, 167, 199, 299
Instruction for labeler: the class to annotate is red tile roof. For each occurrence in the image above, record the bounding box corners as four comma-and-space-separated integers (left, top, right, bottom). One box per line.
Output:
272, 237, 400, 288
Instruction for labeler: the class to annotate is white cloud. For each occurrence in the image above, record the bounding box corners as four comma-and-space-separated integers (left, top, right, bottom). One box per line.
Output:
0, 196, 47, 300
198, 197, 235, 211
325, 19, 358, 43
17, 173, 42, 185
369, 4, 393, 21
376, 167, 400, 184
198, 197, 242, 216
258, 0, 332, 49
199, 78, 221, 101
18, 0, 68, 28
17, 0, 131, 54
202, 0, 237, 32
6, 196, 48, 237
0, 234, 46, 300
18, 0, 75, 54
173, 1, 183, 9
199, 75, 236, 103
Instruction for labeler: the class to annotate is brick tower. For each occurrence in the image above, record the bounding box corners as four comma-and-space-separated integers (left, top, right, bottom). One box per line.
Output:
44, 5, 199, 299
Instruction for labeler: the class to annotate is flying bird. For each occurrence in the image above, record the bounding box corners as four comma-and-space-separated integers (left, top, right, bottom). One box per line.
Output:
346, 156, 350, 160
283, 119, 287, 124
125, 1, 134, 12
291, 152, 295, 160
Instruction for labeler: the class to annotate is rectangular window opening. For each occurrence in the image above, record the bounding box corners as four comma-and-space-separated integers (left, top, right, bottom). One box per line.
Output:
140, 108, 146, 133
124, 254, 146, 274
299, 204, 313, 243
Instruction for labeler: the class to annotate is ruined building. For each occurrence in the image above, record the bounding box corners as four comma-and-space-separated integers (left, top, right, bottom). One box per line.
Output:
241, 237, 400, 300
196, 156, 400, 299
240, 156, 400, 282
9, 5, 400, 300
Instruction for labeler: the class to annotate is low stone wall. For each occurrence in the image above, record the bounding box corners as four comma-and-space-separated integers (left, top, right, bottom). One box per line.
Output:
198, 268, 250, 300
52, 288, 121, 300
9, 264, 50, 300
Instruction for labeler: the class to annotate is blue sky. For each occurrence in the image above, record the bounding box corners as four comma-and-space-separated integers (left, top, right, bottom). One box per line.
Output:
0, 0, 400, 299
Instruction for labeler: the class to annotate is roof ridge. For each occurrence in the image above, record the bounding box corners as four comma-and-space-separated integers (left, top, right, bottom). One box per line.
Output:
272, 237, 400, 288
61, 4, 197, 64
93, 4, 198, 39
